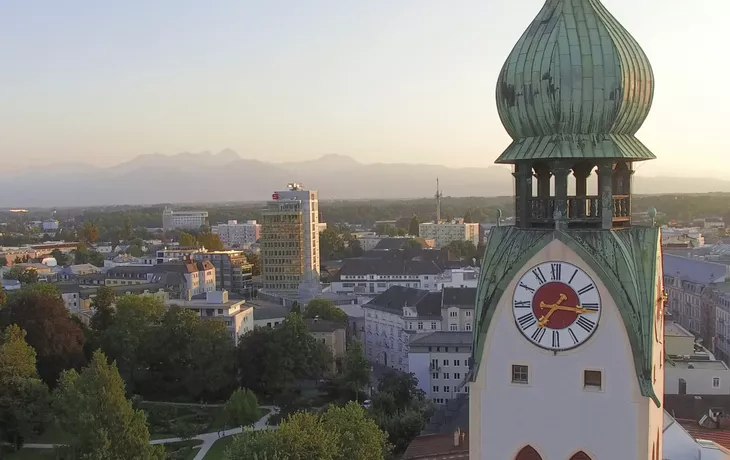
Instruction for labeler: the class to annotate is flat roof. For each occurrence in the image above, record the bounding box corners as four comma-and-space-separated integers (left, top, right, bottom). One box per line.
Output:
670, 360, 729, 371
665, 321, 694, 338
409, 331, 473, 347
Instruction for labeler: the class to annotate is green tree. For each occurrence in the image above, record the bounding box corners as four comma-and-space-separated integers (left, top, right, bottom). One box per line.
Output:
226, 429, 284, 460
0, 325, 51, 452
463, 210, 474, 223
99, 295, 165, 391
276, 411, 338, 460
225, 388, 260, 429
50, 249, 70, 266
0, 290, 6, 308
179, 232, 197, 248
198, 232, 225, 251
245, 252, 261, 276
4, 266, 39, 284
376, 372, 424, 410
53, 350, 165, 460
320, 228, 344, 261
323, 402, 390, 460
89, 286, 117, 334
338, 341, 371, 400
235, 327, 275, 395
406, 239, 423, 249
303, 299, 347, 325
446, 240, 478, 259
79, 221, 100, 244
1, 288, 87, 387
121, 218, 134, 241
408, 216, 420, 236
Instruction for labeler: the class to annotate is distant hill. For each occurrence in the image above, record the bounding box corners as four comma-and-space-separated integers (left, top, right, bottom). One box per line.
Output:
4, 150, 730, 207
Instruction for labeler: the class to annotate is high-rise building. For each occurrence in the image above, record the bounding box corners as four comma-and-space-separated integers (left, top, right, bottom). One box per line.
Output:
260, 183, 320, 292
471, 2, 664, 460
211, 220, 261, 249
162, 207, 209, 231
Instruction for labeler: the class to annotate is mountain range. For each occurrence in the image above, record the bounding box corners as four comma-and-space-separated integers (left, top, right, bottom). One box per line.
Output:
5, 150, 730, 207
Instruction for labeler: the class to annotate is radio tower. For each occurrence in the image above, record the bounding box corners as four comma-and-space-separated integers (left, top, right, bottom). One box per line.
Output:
435, 178, 442, 224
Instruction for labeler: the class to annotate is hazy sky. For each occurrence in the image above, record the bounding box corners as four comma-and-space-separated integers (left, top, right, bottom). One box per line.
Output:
1, 0, 727, 177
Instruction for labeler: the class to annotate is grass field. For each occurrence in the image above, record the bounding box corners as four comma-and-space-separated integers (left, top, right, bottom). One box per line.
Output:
203, 435, 235, 459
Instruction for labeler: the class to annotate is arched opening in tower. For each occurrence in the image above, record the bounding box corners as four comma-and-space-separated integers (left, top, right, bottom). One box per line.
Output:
569, 451, 592, 460
515, 445, 542, 460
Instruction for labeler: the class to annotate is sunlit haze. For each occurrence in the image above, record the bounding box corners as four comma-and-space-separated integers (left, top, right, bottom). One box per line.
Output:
1, 0, 726, 177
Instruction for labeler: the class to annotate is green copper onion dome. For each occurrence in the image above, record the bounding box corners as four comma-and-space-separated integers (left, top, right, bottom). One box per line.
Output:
495, 0, 655, 164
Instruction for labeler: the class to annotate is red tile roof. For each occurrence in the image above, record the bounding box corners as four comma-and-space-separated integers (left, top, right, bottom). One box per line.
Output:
402, 432, 469, 460
676, 418, 730, 449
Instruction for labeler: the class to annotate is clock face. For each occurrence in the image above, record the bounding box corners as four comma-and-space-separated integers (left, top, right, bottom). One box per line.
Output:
512, 261, 602, 351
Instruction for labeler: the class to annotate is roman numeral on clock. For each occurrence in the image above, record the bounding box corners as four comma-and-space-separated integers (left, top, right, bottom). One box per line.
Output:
577, 284, 595, 295
550, 263, 562, 281
519, 282, 535, 294
576, 316, 596, 332
532, 267, 546, 285
552, 330, 560, 348
531, 327, 546, 342
568, 269, 578, 284
514, 300, 531, 308
517, 313, 536, 330
568, 328, 579, 344
582, 302, 599, 311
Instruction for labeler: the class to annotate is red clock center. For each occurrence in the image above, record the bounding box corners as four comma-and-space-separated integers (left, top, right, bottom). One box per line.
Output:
532, 282, 582, 330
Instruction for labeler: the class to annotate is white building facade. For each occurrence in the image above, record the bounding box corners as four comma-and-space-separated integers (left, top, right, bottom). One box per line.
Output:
212, 220, 261, 249
419, 221, 480, 249
165, 291, 253, 344
162, 208, 209, 231
408, 332, 472, 404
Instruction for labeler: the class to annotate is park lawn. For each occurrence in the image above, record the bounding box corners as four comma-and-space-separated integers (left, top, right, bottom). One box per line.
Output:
164, 439, 203, 460
203, 435, 235, 459
144, 403, 271, 439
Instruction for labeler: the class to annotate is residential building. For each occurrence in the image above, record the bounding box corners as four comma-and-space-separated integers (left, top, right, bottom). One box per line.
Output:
260, 183, 320, 293
60, 283, 169, 315
663, 227, 706, 248
56, 264, 102, 281
664, 254, 728, 347
155, 247, 202, 264
105, 260, 216, 300
331, 256, 442, 296
103, 254, 155, 268
42, 220, 59, 231
363, 286, 476, 374
305, 318, 347, 374
408, 332, 472, 403
192, 250, 253, 294
436, 268, 480, 290
664, 321, 730, 395
355, 234, 385, 251
212, 220, 261, 249
418, 220, 480, 249
162, 207, 208, 231
250, 299, 289, 328
164, 291, 253, 344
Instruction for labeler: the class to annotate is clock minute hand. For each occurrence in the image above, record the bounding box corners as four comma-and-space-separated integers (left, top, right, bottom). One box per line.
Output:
540, 304, 594, 315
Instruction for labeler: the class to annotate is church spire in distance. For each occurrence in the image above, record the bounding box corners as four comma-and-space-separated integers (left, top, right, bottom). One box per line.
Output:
495, 0, 656, 230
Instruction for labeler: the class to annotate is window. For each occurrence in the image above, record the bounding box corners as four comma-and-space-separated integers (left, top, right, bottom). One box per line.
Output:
450, 324, 458, 331
584, 370, 603, 390
443, 359, 449, 366
465, 322, 472, 331
454, 373, 461, 379
431, 322, 437, 330
450, 311, 458, 317
417, 322, 424, 330
713, 377, 721, 388
466, 311, 472, 317
512, 365, 529, 384
432, 373, 438, 379
444, 385, 451, 393
432, 386, 439, 393
454, 359, 460, 366
443, 373, 449, 379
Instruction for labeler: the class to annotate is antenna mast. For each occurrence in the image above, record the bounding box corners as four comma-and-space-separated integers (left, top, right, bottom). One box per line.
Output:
435, 178, 442, 224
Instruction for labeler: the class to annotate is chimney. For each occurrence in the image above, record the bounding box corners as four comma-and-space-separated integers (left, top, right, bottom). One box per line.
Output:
453, 427, 461, 447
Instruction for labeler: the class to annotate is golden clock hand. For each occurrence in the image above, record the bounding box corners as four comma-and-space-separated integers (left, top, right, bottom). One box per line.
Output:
539, 304, 596, 315
538, 307, 559, 328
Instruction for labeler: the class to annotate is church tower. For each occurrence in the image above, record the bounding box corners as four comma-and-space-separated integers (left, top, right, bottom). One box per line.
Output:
470, 1, 665, 459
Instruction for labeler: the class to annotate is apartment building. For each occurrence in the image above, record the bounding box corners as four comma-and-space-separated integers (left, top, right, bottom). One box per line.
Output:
418, 220, 480, 249
212, 220, 261, 249
408, 332, 472, 403
664, 321, 730, 395
261, 183, 320, 293
165, 291, 253, 344
60, 283, 169, 316
331, 257, 442, 296
192, 250, 253, 294
305, 318, 347, 374
362, 286, 476, 375
435, 268, 479, 290
162, 207, 208, 231
105, 260, 216, 300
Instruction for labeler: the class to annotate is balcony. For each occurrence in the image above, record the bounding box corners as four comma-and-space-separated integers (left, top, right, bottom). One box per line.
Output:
525, 195, 631, 226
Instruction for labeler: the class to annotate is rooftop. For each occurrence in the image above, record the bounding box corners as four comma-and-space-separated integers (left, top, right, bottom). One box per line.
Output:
304, 318, 344, 333
664, 254, 727, 284
441, 287, 477, 307
365, 286, 441, 319
409, 332, 473, 348
338, 257, 442, 277
669, 360, 729, 371
402, 431, 469, 460
666, 321, 695, 338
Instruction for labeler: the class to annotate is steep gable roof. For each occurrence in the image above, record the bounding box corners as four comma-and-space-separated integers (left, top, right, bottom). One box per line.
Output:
442, 287, 477, 308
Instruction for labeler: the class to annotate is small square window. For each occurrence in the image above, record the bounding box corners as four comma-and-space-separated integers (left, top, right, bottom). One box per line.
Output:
584, 370, 603, 390
512, 365, 529, 384
443, 373, 450, 379
432, 386, 439, 393
713, 377, 721, 388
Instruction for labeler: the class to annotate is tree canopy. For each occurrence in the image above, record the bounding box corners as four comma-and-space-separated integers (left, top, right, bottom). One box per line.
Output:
303, 299, 347, 324
53, 350, 165, 460
225, 388, 260, 428
3, 266, 39, 284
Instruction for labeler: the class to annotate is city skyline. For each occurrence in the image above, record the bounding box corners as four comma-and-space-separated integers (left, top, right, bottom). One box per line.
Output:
1, 0, 727, 178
